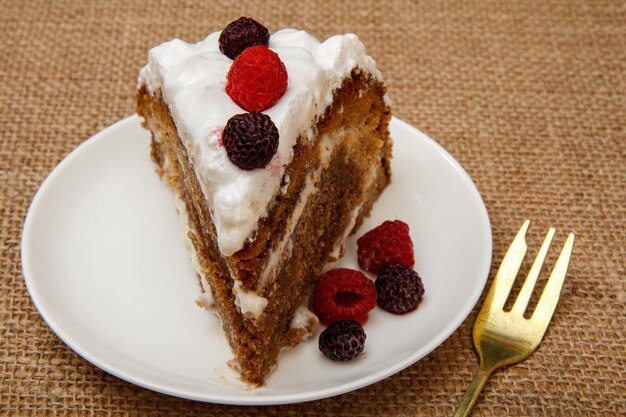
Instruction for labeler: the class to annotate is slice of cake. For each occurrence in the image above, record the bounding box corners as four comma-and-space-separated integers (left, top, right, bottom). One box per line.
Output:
136, 17, 392, 385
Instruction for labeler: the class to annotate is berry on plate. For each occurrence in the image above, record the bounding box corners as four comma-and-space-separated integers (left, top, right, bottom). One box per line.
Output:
219, 17, 270, 60
319, 320, 366, 361
223, 112, 279, 170
312, 268, 377, 326
226, 45, 288, 112
375, 264, 425, 314
356, 220, 414, 274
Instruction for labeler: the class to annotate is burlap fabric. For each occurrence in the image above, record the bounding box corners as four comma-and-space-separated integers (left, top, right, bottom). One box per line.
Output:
1, 0, 624, 415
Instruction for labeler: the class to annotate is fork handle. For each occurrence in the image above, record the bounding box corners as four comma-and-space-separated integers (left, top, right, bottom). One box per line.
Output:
452, 364, 495, 417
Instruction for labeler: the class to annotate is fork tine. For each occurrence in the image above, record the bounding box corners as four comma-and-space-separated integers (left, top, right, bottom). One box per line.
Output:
510, 228, 555, 316
482, 220, 530, 311
531, 232, 575, 330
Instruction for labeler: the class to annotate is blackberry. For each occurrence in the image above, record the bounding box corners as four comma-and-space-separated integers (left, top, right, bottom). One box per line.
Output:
375, 264, 425, 314
219, 17, 270, 59
319, 320, 366, 361
223, 113, 279, 170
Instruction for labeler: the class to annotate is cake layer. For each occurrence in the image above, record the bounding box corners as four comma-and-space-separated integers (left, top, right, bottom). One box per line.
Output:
137, 70, 391, 384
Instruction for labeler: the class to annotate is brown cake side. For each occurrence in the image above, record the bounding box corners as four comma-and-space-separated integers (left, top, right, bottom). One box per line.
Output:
137, 69, 392, 385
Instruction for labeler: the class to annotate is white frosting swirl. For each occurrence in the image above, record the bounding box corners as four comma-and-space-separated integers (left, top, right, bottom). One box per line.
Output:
139, 29, 383, 256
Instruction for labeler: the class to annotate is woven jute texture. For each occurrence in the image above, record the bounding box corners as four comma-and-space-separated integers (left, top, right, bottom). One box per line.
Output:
1, 0, 624, 415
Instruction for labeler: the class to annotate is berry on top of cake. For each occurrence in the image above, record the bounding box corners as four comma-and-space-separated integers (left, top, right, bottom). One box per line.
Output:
219, 17, 270, 59
226, 45, 288, 112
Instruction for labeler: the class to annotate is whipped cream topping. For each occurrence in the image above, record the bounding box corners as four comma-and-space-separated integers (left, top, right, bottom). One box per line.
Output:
139, 29, 383, 256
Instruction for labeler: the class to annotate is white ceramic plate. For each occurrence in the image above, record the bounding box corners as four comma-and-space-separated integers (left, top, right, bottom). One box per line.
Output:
22, 115, 491, 405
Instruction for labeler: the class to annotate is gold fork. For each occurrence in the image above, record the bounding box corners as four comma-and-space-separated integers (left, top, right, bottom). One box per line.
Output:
453, 220, 575, 417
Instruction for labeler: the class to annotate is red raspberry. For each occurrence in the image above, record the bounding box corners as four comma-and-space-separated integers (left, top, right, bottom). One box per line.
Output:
223, 112, 279, 170
357, 220, 415, 274
376, 264, 425, 314
312, 268, 377, 326
219, 17, 270, 60
226, 45, 288, 112
319, 320, 366, 361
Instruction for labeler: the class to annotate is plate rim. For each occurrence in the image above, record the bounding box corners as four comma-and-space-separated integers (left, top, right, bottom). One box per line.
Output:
21, 114, 492, 405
